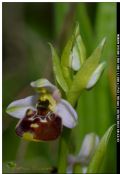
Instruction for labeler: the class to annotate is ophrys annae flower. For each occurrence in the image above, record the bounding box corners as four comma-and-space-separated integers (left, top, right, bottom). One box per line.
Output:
6, 79, 78, 142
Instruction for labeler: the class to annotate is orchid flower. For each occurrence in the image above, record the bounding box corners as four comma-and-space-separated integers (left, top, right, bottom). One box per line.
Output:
6, 79, 78, 142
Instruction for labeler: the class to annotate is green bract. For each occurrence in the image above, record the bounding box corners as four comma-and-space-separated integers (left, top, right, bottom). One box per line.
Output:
67, 37, 106, 106
69, 29, 86, 71
49, 44, 68, 93
67, 125, 114, 174
60, 24, 78, 86
50, 24, 106, 106
87, 124, 115, 173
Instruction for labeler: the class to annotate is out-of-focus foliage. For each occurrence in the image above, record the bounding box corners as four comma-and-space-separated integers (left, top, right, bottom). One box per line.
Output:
87, 125, 115, 173
3, 2, 116, 173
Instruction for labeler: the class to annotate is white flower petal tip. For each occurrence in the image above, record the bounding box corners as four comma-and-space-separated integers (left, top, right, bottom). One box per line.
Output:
86, 62, 106, 89
78, 133, 99, 166
30, 78, 57, 93
69, 46, 80, 71
55, 99, 78, 128
6, 96, 37, 119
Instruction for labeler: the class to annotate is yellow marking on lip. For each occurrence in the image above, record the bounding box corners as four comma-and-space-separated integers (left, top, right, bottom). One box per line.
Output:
30, 123, 39, 128
23, 132, 42, 142
23, 132, 34, 141
26, 109, 33, 116
39, 93, 56, 111
39, 88, 47, 94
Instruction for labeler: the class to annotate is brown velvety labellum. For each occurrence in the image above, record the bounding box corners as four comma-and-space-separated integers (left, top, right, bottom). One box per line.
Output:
16, 108, 62, 141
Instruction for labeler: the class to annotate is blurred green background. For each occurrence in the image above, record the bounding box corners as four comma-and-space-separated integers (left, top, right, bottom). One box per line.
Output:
3, 2, 116, 173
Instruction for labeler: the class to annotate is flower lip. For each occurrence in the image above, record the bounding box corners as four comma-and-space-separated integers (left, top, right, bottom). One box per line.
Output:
15, 108, 63, 141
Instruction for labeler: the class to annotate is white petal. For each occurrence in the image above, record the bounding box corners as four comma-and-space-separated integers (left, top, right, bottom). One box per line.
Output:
30, 78, 57, 93
55, 99, 77, 128
78, 133, 99, 165
6, 95, 37, 119
52, 89, 61, 102
86, 62, 106, 89
69, 46, 80, 71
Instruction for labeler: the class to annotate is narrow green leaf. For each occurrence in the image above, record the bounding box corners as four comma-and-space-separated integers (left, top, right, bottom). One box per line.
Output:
87, 124, 115, 173
67, 38, 106, 106
61, 40, 73, 86
49, 44, 68, 92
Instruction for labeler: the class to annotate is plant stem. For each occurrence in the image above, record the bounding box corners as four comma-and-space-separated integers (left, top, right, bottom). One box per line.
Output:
73, 163, 83, 173
58, 128, 71, 173
16, 140, 28, 165
56, 5, 77, 172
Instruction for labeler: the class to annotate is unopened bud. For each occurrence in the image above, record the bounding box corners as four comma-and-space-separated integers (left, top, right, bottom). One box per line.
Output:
86, 62, 106, 89
77, 133, 99, 166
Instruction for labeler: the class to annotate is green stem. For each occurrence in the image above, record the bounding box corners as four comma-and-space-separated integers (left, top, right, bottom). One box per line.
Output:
58, 89, 78, 173
58, 128, 71, 173
73, 163, 83, 173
